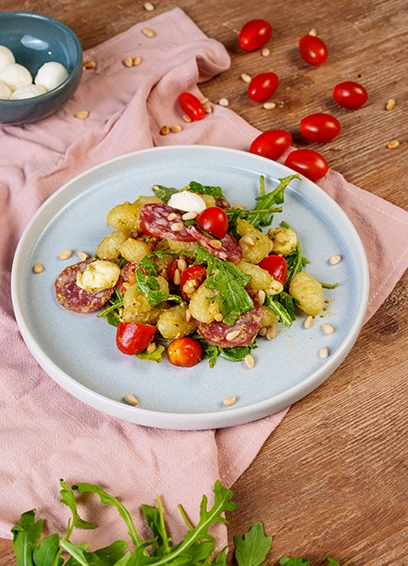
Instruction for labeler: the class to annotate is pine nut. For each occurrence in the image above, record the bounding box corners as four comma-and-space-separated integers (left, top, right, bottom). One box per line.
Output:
200, 97, 209, 105
226, 330, 240, 341
218, 98, 229, 107
75, 111, 89, 120
58, 249, 73, 260
241, 235, 255, 247
304, 315, 314, 329
261, 48, 270, 57
386, 98, 396, 111
182, 114, 192, 123
266, 326, 275, 340
319, 346, 329, 359
77, 251, 89, 261
322, 323, 334, 335
209, 239, 223, 249
173, 268, 181, 285
185, 308, 192, 322
309, 28, 318, 36
223, 396, 237, 407
83, 60, 96, 70
33, 263, 44, 273
244, 354, 255, 368
275, 232, 286, 243
177, 258, 187, 272
182, 211, 197, 220
258, 290, 266, 305
146, 342, 157, 353
123, 57, 133, 67
240, 73, 252, 83
204, 106, 212, 114
263, 102, 276, 110
124, 393, 138, 406
143, 2, 155, 11
142, 27, 155, 38
387, 140, 400, 149
160, 125, 170, 135
258, 326, 267, 336
171, 124, 182, 133
132, 56, 142, 66
214, 313, 223, 322
167, 212, 177, 221
171, 222, 184, 232
329, 254, 342, 265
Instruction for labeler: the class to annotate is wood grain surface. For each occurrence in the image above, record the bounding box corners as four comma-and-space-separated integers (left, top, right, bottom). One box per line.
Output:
2, 0, 407, 564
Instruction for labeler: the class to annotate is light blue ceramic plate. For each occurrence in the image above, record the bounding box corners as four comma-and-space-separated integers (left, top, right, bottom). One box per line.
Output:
11, 146, 369, 430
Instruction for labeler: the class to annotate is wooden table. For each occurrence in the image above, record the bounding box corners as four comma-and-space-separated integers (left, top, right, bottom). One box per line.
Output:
2, 0, 407, 563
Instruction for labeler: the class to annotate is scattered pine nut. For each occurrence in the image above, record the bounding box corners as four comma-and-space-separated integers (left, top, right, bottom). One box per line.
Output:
304, 315, 314, 329
170, 222, 184, 232
226, 330, 241, 341
75, 111, 89, 120
309, 28, 318, 36
261, 48, 270, 57
132, 56, 142, 66
182, 211, 197, 220
218, 98, 229, 107
173, 268, 181, 285
83, 60, 96, 70
142, 27, 155, 38
33, 263, 44, 274
266, 326, 276, 340
263, 102, 276, 110
387, 140, 400, 149
319, 346, 329, 359
214, 312, 224, 322
143, 2, 155, 11
77, 251, 89, 261
200, 97, 209, 105
171, 124, 182, 133
58, 249, 73, 260
146, 342, 157, 354
160, 125, 170, 135
386, 98, 396, 111
329, 254, 342, 265
204, 106, 213, 114
209, 239, 223, 249
241, 73, 252, 83
123, 57, 133, 67
223, 396, 237, 407
124, 393, 138, 406
322, 323, 334, 335
258, 289, 266, 305
182, 114, 192, 123
244, 354, 255, 368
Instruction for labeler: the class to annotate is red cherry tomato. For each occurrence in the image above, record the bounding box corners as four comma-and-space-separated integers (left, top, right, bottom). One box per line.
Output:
248, 72, 279, 102
116, 322, 156, 355
238, 19, 273, 52
167, 337, 203, 367
178, 92, 206, 121
196, 206, 228, 239
258, 255, 288, 285
299, 35, 328, 66
300, 113, 341, 143
180, 264, 207, 300
284, 149, 329, 182
250, 130, 293, 161
333, 81, 368, 109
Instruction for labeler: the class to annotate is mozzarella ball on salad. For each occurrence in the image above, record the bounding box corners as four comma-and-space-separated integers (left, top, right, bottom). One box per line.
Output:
0, 80, 11, 100
9, 84, 47, 100
0, 45, 15, 71
34, 61, 69, 91
0, 63, 32, 91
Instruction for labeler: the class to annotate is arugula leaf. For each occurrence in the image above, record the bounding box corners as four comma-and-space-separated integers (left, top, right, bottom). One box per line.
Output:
280, 558, 310, 566
218, 344, 256, 362
11, 510, 44, 566
326, 559, 341, 566
136, 344, 165, 362
64, 540, 129, 566
187, 181, 225, 198
195, 244, 253, 325
97, 289, 124, 327
136, 252, 182, 307
33, 534, 62, 566
264, 295, 293, 328
234, 522, 273, 566
152, 185, 179, 203
59, 480, 96, 538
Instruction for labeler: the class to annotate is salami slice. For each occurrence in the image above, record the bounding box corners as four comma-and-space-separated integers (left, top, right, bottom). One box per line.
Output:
116, 261, 138, 294
186, 225, 243, 264
196, 302, 263, 348
139, 203, 195, 242
55, 260, 114, 313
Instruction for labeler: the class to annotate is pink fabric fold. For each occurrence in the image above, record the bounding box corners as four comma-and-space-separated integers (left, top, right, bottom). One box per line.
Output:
0, 6, 407, 552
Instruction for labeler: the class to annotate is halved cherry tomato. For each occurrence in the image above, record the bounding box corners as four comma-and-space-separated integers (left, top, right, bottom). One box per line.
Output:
196, 206, 228, 239
178, 92, 206, 121
258, 255, 288, 285
333, 81, 368, 109
248, 72, 279, 102
116, 322, 156, 355
238, 19, 273, 52
167, 337, 203, 367
284, 149, 329, 182
250, 130, 293, 161
299, 35, 328, 66
300, 113, 341, 143
180, 264, 207, 300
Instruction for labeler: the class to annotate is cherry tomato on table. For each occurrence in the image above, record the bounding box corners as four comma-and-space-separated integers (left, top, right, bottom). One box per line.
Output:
299, 34, 328, 66
178, 92, 206, 121
284, 149, 329, 182
167, 337, 203, 367
300, 113, 341, 143
238, 19, 273, 52
250, 130, 293, 161
196, 206, 228, 239
116, 322, 156, 355
248, 72, 279, 102
333, 81, 368, 109
179, 264, 207, 301
258, 255, 288, 285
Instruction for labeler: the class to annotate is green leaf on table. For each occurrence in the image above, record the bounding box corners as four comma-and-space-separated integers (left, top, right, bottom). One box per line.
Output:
11, 509, 43, 566
279, 558, 310, 566
60, 480, 97, 536
325, 558, 341, 566
234, 522, 272, 566
64, 540, 129, 566
33, 534, 62, 566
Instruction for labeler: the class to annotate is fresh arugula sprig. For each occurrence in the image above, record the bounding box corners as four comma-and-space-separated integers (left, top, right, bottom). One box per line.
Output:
136, 251, 186, 307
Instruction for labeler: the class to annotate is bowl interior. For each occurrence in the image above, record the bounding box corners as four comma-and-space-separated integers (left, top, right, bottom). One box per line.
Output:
0, 12, 81, 77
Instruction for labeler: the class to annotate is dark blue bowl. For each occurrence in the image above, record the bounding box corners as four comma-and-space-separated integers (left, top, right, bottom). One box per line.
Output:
0, 11, 82, 125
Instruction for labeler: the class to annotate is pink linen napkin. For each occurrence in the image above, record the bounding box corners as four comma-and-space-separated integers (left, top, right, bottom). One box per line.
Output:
1, 6, 408, 552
